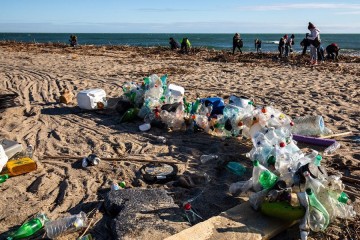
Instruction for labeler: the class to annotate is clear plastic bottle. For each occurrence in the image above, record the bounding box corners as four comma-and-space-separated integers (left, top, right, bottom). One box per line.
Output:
45, 212, 87, 239
323, 141, 341, 156
26, 145, 33, 158
200, 154, 218, 163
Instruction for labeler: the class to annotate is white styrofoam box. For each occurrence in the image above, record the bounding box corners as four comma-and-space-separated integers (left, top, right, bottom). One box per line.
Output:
0, 144, 9, 172
168, 84, 185, 97
0, 139, 23, 159
77, 89, 106, 110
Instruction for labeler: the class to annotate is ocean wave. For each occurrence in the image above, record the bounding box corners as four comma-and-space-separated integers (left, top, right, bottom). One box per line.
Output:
263, 41, 279, 44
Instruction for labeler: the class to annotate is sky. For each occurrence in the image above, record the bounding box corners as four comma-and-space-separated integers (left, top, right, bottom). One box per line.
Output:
0, 0, 359, 33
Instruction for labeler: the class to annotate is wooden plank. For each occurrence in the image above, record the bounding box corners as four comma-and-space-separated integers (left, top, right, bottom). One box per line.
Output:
165, 201, 297, 240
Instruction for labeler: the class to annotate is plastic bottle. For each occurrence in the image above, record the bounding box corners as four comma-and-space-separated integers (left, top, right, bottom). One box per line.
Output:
306, 188, 330, 232
323, 141, 341, 156
26, 145, 33, 158
226, 162, 246, 176
200, 154, 218, 163
0, 174, 9, 184
45, 212, 87, 239
252, 160, 278, 191
292, 115, 325, 136
7, 213, 49, 240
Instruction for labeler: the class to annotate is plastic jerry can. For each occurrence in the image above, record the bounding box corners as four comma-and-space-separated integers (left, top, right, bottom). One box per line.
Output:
77, 89, 107, 110
6, 157, 37, 176
200, 97, 225, 115
0, 139, 23, 159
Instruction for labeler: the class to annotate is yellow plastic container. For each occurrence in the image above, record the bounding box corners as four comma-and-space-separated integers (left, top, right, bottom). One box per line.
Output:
6, 157, 37, 176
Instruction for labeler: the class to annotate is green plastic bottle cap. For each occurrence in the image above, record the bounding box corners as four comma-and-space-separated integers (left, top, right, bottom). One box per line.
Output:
119, 181, 126, 188
306, 188, 313, 195
253, 160, 259, 166
338, 192, 349, 204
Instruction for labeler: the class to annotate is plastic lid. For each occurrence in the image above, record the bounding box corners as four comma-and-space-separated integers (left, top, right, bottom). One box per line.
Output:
279, 142, 286, 148
183, 202, 192, 210
306, 188, 313, 195
119, 181, 126, 188
290, 121, 294, 126
261, 107, 267, 113
253, 160, 259, 166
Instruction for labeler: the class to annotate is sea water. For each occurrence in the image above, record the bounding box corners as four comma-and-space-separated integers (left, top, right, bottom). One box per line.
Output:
1, 33, 359, 56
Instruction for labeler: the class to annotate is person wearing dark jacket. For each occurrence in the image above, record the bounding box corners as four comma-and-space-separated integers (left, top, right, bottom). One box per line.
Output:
278, 35, 288, 57
169, 37, 180, 50
326, 43, 340, 60
300, 33, 310, 55
232, 33, 243, 54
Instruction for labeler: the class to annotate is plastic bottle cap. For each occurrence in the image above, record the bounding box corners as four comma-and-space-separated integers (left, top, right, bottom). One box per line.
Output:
261, 107, 266, 113
253, 160, 259, 166
119, 181, 126, 188
183, 202, 192, 210
238, 121, 243, 126
338, 192, 349, 204
290, 121, 294, 126
279, 142, 286, 148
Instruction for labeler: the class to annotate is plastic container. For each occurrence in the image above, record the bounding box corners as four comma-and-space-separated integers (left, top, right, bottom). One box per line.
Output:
0, 139, 23, 160
6, 157, 37, 176
168, 84, 185, 97
200, 97, 225, 115
0, 144, 9, 172
45, 212, 87, 239
77, 89, 107, 110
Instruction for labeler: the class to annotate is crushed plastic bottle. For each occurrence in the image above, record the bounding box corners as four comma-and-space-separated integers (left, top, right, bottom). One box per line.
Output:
306, 188, 330, 232
7, 213, 49, 240
45, 212, 87, 239
252, 160, 278, 191
200, 154, 218, 163
323, 141, 341, 156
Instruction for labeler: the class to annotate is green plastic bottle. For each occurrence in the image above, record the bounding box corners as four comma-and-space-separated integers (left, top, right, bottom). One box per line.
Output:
120, 108, 139, 123
253, 160, 278, 190
7, 213, 49, 240
0, 174, 9, 184
306, 188, 330, 232
191, 98, 201, 114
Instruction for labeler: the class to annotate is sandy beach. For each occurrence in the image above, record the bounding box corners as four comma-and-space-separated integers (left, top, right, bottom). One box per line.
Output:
0, 42, 359, 240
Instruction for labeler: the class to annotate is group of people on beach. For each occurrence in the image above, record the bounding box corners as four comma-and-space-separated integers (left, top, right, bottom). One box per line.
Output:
69, 22, 340, 63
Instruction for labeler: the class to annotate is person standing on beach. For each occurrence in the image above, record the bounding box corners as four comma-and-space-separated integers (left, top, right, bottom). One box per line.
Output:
300, 33, 310, 55
181, 37, 191, 54
232, 33, 243, 54
69, 35, 77, 47
169, 37, 180, 50
326, 43, 340, 60
278, 35, 287, 58
254, 39, 262, 53
285, 34, 295, 57
306, 22, 321, 65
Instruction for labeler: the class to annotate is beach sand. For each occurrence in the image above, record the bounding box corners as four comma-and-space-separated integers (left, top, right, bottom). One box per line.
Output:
0, 42, 359, 240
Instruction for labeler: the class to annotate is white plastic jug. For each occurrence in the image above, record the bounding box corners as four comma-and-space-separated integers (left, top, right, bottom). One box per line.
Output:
77, 89, 107, 110
168, 84, 185, 97
0, 144, 9, 172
